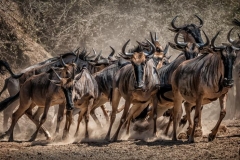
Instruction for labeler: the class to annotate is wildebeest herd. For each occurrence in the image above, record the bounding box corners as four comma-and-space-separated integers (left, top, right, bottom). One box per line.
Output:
0, 15, 240, 143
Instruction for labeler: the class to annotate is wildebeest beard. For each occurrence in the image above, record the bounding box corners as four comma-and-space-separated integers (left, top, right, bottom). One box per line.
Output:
62, 86, 74, 110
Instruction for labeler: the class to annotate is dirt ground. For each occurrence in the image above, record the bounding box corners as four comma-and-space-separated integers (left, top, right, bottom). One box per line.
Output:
0, 107, 239, 160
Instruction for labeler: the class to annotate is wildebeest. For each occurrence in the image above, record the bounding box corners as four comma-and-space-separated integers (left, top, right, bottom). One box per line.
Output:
123, 31, 209, 135
51, 65, 100, 139
104, 39, 162, 142
131, 15, 208, 126
0, 56, 79, 142
169, 15, 205, 45
171, 30, 240, 143
0, 48, 111, 132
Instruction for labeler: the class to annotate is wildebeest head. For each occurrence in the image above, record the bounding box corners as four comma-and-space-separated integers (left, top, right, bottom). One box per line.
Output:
122, 39, 156, 90
169, 30, 209, 60
86, 48, 111, 72
58, 52, 78, 77
50, 65, 76, 110
170, 15, 204, 45
211, 29, 240, 87
149, 32, 170, 69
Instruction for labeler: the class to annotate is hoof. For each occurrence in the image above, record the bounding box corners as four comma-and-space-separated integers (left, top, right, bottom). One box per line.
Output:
104, 135, 110, 141
194, 128, 203, 137
178, 132, 188, 140
74, 133, 79, 138
46, 136, 52, 141
172, 137, 178, 141
28, 137, 36, 142
0, 133, 7, 139
110, 136, 117, 142
208, 133, 216, 142
8, 137, 14, 142
188, 136, 194, 143
62, 133, 69, 140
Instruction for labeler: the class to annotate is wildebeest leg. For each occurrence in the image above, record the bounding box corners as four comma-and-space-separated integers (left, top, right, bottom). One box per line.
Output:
208, 94, 227, 141
55, 104, 65, 134
164, 109, 173, 136
51, 105, 59, 125
84, 98, 94, 139
24, 107, 51, 140
74, 107, 87, 138
152, 96, 158, 137
33, 107, 44, 122
105, 88, 121, 141
90, 109, 102, 128
184, 102, 194, 136
62, 110, 73, 139
3, 99, 20, 132
188, 94, 203, 143
111, 97, 131, 142
123, 104, 135, 135
124, 103, 148, 135
6, 102, 33, 142
172, 91, 183, 141
100, 104, 109, 122
29, 98, 52, 141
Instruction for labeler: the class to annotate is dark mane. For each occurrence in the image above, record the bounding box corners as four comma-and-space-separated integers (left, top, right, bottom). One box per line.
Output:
93, 62, 121, 101
158, 53, 186, 85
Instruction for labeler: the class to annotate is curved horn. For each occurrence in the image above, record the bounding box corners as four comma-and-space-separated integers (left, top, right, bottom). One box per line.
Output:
108, 46, 115, 59
51, 68, 62, 81
163, 44, 169, 55
227, 28, 234, 44
74, 47, 80, 55
144, 39, 156, 56
155, 32, 158, 41
74, 50, 79, 63
233, 18, 240, 26
211, 31, 226, 50
92, 48, 97, 55
174, 32, 187, 47
122, 39, 133, 56
97, 58, 109, 65
171, 16, 183, 30
150, 32, 154, 43
232, 45, 240, 51
94, 50, 102, 61
195, 15, 203, 28
198, 30, 209, 47
60, 55, 67, 67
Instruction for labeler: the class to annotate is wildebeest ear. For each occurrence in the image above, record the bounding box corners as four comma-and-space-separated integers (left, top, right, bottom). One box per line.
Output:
49, 79, 62, 86
169, 42, 184, 51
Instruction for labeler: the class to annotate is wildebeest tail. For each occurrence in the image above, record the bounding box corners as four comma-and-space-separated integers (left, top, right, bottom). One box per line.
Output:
0, 77, 9, 96
0, 60, 23, 79
0, 92, 19, 112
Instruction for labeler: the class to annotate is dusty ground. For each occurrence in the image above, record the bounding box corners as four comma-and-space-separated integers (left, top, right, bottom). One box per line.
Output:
0, 108, 239, 160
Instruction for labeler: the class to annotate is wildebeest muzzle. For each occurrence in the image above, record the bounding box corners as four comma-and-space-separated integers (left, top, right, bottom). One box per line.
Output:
133, 64, 145, 90
222, 78, 234, 87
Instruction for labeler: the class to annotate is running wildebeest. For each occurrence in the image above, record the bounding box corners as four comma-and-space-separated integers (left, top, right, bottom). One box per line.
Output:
51, 65, 100, 139
122, 31, 209, 135
0, 48, 112, 132
104, 39, 162, 142
171, 29, 240, 143
0, 56, 79, 142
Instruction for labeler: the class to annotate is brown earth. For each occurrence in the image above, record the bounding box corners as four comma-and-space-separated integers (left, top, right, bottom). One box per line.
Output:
0, 118, 239, 160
